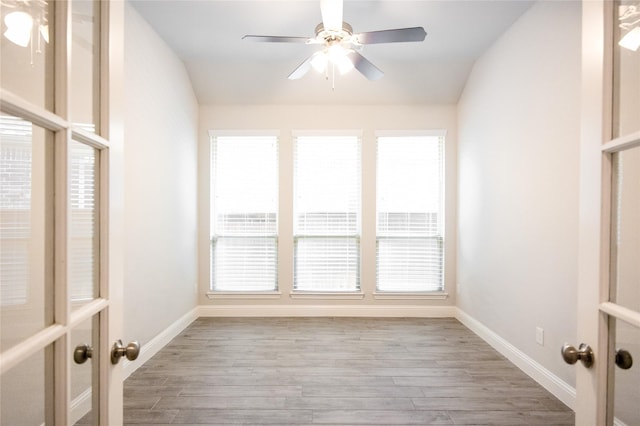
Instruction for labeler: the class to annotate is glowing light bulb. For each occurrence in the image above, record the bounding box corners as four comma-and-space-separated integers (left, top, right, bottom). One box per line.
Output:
619, 26, 640, 51
311, 51, 328, 73
327, 44, 353, 74
4, 11, 33, 48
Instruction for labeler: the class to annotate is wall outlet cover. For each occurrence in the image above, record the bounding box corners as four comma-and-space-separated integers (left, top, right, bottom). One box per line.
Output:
536, 327, 544, 346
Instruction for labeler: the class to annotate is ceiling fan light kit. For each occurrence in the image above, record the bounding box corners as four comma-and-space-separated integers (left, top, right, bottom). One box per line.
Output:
2, 0, 50, 64
242, 0, 426, 88
618, 3, 640, 51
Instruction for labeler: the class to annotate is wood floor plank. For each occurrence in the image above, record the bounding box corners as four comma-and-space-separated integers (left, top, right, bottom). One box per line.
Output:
179, 385, 303, 397
153, 396, 287, 410
171, 408, 314, 424
285, 396, 415, 410
123, 408, 178, 424
411, 396, 549, 411
447, 410, 575, 425
311, 409, 453, 424
123, 317, 574, 425
302, 385, 425, 398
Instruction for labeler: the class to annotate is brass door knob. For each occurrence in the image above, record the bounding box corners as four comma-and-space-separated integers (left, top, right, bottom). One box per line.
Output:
561, 343, 594, 368
615, 348, 633, 370
110, 340, 141, 364
73, 343, 93, 364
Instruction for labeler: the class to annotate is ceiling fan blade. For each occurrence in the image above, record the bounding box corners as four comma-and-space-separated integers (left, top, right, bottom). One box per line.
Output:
345, 50, 384, 80
288, 54, 315, 80
320, 0, 343, 32
242, 35, 313, 43
355, 27, 427, 44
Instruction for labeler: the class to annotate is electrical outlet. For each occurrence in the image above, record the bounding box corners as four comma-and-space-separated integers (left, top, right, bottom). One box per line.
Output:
536, 327, 544, 346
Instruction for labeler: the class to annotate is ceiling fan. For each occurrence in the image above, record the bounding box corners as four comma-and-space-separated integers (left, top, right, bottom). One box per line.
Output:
242, 0, 427, 81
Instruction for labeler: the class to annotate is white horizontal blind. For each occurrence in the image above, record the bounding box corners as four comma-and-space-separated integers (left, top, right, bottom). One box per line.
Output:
294, 135, 360, 291
68, 141, 98, 302
210, 134, 278, 291
377, 135, 444, 292
0, 115, 32, 306
0, 117, 99, 306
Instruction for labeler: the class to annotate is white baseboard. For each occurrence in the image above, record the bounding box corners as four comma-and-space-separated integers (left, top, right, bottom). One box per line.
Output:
70, 387, 92, 425
197, 304, 457, 318
122, 307, 199, 379
455, 308, 576, 410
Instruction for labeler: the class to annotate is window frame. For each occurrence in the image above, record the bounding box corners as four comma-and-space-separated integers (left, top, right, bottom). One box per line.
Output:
208, 131, 280, 293
375, 130, 446, 294
292, 130, 363, 293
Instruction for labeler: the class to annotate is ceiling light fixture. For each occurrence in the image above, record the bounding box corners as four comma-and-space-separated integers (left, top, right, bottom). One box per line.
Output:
2, 0, 50, 64
311, 43, 354, 74
304, 26, 357, 90
619, 4, 640, 51
243, 0, 427, 90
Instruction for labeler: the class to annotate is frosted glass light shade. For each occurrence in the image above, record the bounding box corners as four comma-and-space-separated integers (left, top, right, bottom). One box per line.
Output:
335, 53, 354, 74
311, 51, 328, 73
328, 44, 353, 74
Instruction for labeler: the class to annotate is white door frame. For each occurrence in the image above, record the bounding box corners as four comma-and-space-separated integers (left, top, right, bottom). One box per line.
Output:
103, 0, 125, 424
576, 0, 610, 424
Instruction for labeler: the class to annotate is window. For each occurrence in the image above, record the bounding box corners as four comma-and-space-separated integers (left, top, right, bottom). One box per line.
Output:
210, 134, 278, 291
376, 133, 444, 292
293, 134, 361, 292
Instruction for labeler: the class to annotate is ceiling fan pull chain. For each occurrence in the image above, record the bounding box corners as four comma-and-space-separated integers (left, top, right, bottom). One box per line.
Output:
332, 62, 335, 91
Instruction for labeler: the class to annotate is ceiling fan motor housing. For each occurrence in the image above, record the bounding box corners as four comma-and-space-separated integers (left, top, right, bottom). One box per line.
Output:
314, 22, 358, 45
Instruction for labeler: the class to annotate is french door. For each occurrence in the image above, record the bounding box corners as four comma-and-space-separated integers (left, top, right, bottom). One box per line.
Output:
0, 1, 125, 424
571, 0, 640, 424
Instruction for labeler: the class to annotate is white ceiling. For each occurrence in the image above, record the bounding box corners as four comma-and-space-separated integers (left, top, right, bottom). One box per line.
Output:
129, 0, 534, 105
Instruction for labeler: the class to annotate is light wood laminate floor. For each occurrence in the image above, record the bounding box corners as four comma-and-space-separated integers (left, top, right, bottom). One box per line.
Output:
120, 317, 574, 425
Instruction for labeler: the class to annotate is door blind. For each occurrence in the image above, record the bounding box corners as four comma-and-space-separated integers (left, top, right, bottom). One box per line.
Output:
376, 135, 444, 292
294, 135, 361, 291
210, 134, 278, 291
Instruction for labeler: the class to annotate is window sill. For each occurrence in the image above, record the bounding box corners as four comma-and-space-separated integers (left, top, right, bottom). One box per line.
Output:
206, 291, 282, 300
372, 291, 449, 300
289, 291, 365, 300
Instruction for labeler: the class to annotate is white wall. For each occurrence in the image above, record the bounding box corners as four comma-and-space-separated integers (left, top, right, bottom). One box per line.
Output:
457, 0, 581, 386
198, 105, 457, 314
123, 3, 199, 346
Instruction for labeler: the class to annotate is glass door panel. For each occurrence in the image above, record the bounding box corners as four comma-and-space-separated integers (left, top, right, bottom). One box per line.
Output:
614, 0, 640, 137
608, 144, 640, 425
0, 344, 52, 426
610, 146, 640, 312
610, 318, 640, 425
0, 114, 53, 351
0, 0, 54, 110
71, 315, 99, 425
70, 0, 100, 131
69, 140, 99, 310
